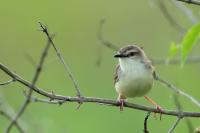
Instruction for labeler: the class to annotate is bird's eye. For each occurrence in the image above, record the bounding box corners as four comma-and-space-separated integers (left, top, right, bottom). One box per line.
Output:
129, 52, 137, 56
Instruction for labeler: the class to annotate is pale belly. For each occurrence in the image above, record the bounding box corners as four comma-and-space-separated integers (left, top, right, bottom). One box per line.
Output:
115, 72, 153, 98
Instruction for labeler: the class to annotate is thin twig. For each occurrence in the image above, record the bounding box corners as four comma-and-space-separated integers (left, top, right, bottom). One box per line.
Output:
154, 74, 200, 108
171, 0, 197, 24
0, 79, 15, 86
176, 0, 200, 5
5, 34, 52, 133
158, 1, 186, 34
168, 117, 182, 133
143, 112, 151, 133
185, 118, 194, 133
23, 92, 65, 105
97, 19, 119, 51
1, 63, 200, 118
24, 53, 37, 67
151, 56, 200, 65
0, 110, 25, 133
168, 95, 183, 132
39, 22, 82, 98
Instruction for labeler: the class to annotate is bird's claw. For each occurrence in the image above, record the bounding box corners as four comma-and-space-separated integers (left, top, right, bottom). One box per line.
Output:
118, 99, 125, 111
154, 105, 163, 120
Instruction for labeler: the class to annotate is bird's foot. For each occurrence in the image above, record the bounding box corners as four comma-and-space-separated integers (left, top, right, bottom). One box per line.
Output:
154, 105, 163, 120
118, 99, 125, 111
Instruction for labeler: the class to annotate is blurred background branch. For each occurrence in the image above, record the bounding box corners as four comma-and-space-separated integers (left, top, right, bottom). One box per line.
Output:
176, 0, 200, 5
97, 19, 200, 65
5, 31, 52, 133
0, 110, 25, 133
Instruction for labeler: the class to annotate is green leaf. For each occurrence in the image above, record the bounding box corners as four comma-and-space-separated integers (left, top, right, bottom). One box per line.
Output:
181, 23, 200, 65
167, 42, 180, 62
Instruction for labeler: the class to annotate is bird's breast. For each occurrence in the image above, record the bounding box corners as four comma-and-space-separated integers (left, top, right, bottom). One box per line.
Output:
115, 62, 153, 98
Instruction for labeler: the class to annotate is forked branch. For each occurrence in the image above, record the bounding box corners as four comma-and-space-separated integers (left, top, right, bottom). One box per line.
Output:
1, 63, 200, 118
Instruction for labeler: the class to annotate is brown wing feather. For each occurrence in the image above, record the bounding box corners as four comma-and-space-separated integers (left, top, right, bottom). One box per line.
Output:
142, 58, 155, 75
114, 64, 120, 84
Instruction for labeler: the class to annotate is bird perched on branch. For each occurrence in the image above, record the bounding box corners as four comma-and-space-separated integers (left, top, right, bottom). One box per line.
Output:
114, 45, 162, 111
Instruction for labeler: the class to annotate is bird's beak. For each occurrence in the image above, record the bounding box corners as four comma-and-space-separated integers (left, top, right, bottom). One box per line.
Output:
114, 54, 123, 58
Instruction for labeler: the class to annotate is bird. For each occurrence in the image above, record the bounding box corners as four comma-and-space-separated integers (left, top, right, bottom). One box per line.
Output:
114, 45, 162, 111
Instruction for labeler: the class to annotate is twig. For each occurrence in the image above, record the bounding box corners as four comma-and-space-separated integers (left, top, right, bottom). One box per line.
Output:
168, 95, 183, 132
154, 74, 200, 108
185, 118, 194, 133
24, 53, 37, 67
0, 79, 15, 86
5, 33, 52, 133
97, 19, 119, 51
1, 63, 200, 118
176, 0, 200, 5
168, 117, 182, 133
143, 112, 151, 133
23, 92, 65, 105
171, 0, 197, 24
0, 110, 25, 133
38, 22, 82, 98
151, 56, 200, 65
157, 1, 186, 34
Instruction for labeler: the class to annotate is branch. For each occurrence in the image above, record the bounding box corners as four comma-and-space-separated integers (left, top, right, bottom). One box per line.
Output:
168, 117, 182, 133
154, 74, 200, 108
168, 95, 183, 133
185, 118, 194, 133
176, 0, 200, 5
39, 22, 82, 98
151, 56, 200, 65
143, 112, 151, 133
0, 110, 25, 133
157, 1, 186, 34
1, 63, 200, 118
0, 79, 15, 86
5, 33, 52, 133
97, 19, 119, 51
171, 0, 197, 24
23, 92, 65, 105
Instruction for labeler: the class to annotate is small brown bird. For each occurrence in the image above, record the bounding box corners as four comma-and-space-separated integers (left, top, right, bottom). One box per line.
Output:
114, 45, 162, 111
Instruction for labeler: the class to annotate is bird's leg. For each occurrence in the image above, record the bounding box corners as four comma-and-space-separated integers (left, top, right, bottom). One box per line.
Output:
117, 95, 126, 111
144, 95, 163, 119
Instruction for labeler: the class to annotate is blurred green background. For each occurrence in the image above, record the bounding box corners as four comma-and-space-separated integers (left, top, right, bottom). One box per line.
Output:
0, 0, 200, 132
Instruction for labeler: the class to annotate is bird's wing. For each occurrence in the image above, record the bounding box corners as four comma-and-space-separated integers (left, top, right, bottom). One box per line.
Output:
142, 58, 155, 74
114, 64, 120, 84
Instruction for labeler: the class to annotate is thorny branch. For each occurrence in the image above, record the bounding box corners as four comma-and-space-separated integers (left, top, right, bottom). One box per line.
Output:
1, 63, 200, 118
0, 110, 25, 133
39, 22, 82, 98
